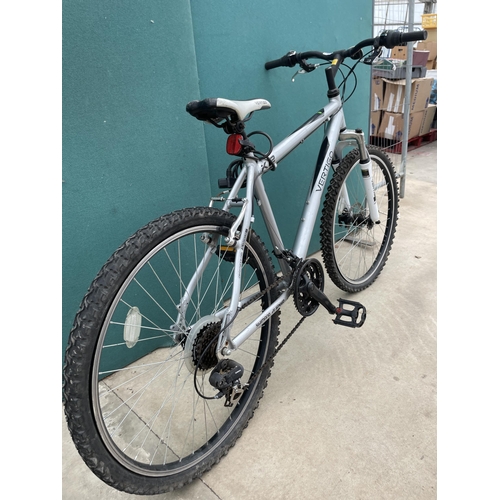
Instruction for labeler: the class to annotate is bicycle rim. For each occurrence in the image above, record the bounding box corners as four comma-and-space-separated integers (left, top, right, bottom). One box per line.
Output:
327, 149, 397, 290
90, 217, 276, 477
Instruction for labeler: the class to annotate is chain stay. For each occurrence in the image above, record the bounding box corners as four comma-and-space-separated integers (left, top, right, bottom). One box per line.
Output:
236, 258, 307, 393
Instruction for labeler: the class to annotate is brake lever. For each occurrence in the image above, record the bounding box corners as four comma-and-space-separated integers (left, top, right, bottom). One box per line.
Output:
291, 62, 319, 82
291, 69, 306, 82
362, 47, 382, 65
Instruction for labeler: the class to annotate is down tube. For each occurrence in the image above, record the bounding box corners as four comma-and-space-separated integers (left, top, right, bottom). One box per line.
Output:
292, 113, 344, 258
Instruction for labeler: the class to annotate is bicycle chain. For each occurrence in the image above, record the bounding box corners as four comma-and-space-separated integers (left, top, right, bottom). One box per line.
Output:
194, 257, 308, 399
244, 315, 306, 389
237, 260, 308, 391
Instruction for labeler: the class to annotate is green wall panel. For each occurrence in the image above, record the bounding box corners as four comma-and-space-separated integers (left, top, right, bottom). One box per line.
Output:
190, 0, 372, 259
62, 0, 210, 363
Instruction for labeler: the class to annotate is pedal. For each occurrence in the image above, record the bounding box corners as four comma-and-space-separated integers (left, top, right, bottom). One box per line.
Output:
332, 298, 366, 328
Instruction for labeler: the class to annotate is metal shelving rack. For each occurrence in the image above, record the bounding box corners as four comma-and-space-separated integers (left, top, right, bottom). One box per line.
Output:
370, 0, 437, 197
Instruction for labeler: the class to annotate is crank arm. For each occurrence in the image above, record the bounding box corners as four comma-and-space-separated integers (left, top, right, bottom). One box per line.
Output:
304, 279, 366, 328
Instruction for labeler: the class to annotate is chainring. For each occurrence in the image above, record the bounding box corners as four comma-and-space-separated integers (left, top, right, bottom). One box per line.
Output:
293, 258, 325, 317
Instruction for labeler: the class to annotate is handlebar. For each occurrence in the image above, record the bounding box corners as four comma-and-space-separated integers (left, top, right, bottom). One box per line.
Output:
264, 30, 427, 70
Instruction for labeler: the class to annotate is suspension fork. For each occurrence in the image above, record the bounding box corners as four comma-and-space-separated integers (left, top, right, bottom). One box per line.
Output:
337, 129, 380, 224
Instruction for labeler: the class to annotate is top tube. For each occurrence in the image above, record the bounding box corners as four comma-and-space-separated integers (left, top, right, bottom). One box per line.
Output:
268, 97, 343, 166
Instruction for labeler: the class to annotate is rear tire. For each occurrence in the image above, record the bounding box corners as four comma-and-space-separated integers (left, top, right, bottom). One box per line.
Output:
63, 207, 280, 494
320, 145, 399, 292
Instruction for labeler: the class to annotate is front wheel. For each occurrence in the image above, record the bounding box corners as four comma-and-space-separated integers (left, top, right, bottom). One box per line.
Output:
63, 207, 280, 494
320, 145, 399, 292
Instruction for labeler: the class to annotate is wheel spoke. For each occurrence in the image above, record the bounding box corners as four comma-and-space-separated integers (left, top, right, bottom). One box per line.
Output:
64, 210, 279, 486
321, 147, 398, 291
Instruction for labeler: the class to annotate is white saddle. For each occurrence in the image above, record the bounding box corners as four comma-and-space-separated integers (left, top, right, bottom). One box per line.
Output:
186, 97, 271, 122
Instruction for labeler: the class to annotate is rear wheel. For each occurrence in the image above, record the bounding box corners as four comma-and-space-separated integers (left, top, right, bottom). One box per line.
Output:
63, 207, 280, 494
320, 146, 399, 292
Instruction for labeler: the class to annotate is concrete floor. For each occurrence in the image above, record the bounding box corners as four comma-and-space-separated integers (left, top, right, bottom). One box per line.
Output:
62, 141, 437, 499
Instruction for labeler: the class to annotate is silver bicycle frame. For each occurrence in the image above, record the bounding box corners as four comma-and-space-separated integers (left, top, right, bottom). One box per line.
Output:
177, 93, 379, 353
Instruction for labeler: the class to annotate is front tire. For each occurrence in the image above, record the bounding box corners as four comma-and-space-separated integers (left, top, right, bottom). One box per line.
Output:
63, 207, 280, 494
320, 146, 399, 292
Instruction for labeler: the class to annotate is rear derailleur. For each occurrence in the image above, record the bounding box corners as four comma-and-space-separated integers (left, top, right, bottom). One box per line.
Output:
209, 359, 245, 407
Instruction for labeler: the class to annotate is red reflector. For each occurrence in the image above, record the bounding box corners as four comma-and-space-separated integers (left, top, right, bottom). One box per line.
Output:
226, 134, 243, 155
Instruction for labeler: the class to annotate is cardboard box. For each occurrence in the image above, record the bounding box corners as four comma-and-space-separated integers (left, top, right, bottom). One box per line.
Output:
371, 77, 384, 110
382, 77, 433, 114
417, 41, 437, 61
425, 28, 437, 42
390, 47, 431, 67
391, 45, 407, 60
419, 104, 437, 135
378, 110, 425, 141
370, 110, 382, 136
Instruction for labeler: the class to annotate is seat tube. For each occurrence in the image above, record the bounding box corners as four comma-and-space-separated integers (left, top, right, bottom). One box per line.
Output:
221, 159, 257, 338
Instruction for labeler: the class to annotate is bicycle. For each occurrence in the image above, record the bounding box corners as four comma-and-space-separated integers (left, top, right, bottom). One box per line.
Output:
63, 29, 427, 495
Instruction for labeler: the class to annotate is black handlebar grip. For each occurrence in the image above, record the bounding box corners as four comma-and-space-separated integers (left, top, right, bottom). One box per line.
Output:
265, 57, 286, 70
384, 30, 427, 48
265, 51, 297, 70
400, 30, 428, 43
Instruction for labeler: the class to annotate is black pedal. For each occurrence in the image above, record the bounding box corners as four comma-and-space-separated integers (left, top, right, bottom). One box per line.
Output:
332, 298, 366, 328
